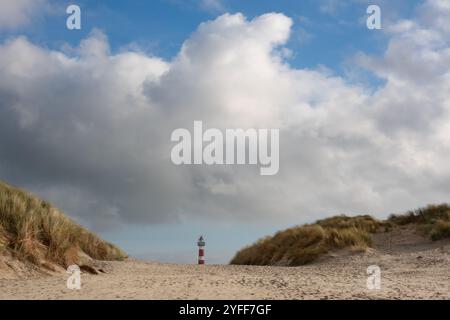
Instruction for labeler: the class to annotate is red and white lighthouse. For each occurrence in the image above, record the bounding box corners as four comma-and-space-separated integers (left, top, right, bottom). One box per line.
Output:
197, 235, 205, 265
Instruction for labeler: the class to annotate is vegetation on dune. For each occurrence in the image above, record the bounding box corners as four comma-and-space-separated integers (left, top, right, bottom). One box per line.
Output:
0, 181, 127, 268
2, 176, 449, 269
231, 204, 450, 266
389, 204, 450, 241
230, 215, 385, 266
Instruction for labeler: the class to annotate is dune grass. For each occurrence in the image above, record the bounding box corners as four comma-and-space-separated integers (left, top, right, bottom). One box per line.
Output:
0, 181, 127, 267
231, 205, 450, 266
230, 215, 385, 266
389, 204, 450, 241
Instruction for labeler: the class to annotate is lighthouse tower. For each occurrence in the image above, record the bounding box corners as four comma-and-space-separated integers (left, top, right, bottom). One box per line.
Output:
197, 235, 205, 265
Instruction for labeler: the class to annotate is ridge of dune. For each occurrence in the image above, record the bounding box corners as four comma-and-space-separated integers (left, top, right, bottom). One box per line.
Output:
230, 204, 450, 266
0, 180, 127, 279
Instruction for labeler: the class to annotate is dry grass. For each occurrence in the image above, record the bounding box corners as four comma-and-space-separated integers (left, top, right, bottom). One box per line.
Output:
0, 181, 127, 268
232, 205, 450, 267
389, 204, 450, 240
230, 215, 384, 266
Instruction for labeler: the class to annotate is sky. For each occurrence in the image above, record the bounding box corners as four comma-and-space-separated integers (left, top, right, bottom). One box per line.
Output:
0, 0, 449, 264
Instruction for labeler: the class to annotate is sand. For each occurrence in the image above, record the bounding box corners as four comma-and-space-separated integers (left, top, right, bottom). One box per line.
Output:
1, 227, 449, 300
0, 250, 448, 300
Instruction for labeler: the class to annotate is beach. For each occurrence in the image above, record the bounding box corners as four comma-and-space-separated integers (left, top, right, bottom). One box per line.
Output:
1, 245, 449, 300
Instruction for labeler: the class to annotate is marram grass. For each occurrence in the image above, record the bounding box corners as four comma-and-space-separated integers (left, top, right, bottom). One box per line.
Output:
231, 205, 450, 266
0, 181, 127, 267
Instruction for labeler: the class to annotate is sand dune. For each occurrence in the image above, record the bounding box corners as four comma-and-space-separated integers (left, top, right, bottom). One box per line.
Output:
1, 185, 449, 300
1, 239, 449, 300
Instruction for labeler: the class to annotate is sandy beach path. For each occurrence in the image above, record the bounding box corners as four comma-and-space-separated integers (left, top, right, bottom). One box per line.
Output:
1, 248, 449, 300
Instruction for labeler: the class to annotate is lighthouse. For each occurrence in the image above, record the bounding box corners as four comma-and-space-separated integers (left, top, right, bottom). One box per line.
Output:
197, 235, 205, 265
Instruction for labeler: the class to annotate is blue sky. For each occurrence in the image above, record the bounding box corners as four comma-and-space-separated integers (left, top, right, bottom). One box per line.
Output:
1, 0, 422, 72
1, 0, 447, 264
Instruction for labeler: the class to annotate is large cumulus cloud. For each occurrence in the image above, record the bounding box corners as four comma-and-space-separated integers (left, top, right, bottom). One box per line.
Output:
0, 1, 450, 230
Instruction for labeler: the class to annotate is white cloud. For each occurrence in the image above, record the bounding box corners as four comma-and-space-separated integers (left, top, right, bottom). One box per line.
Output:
0, 1, 449, 230
200, 0, 225, 13
0, 0, 48, 29
419, 0, 450, 37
